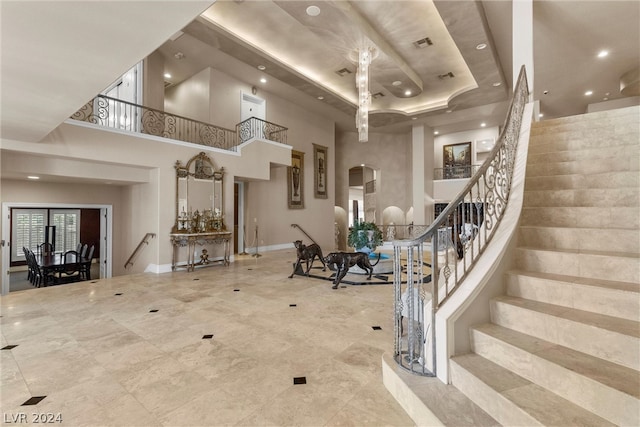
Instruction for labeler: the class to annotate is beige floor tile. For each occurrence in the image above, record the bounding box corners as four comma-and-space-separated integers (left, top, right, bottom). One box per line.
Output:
1, 249, 415, 426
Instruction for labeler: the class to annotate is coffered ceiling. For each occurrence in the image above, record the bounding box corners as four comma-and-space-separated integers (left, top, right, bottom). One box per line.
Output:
158, 0, 509, 133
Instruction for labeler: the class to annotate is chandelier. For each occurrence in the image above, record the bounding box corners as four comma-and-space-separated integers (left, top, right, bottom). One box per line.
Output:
355, 47, 374, 143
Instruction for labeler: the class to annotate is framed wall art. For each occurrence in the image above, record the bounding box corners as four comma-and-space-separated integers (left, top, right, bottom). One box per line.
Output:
443, 141, 472, 179
288, 150, 304, 209
313, 144, 328, 199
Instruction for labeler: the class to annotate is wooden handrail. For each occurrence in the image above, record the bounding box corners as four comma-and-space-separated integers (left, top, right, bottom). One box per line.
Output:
124, 233, 156, 269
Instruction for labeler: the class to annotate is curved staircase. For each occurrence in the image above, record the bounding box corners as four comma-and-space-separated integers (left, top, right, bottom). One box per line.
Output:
450, 106, 640, 426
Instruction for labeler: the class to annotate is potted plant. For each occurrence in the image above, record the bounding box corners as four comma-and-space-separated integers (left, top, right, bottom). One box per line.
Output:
348, 220, 383, 253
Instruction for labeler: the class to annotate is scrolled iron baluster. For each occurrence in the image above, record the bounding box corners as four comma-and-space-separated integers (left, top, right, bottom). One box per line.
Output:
141, 109, 165, 136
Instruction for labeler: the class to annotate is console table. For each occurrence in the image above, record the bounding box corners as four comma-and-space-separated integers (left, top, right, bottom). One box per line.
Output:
170, 231, 232, 272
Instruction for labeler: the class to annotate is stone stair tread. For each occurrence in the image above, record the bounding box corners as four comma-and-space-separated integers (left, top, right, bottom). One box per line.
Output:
494, 295, 640, 338
451, 353, 615, 427
517, 245, 640, 259
506, 269, 640, 293
472, 323, 640, 399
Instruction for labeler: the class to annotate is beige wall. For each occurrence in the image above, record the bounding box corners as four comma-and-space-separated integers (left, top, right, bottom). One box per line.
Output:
335, 130, 412, 237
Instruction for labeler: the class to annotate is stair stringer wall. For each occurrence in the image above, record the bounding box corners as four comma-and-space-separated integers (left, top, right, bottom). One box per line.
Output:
434, 102, 534, 383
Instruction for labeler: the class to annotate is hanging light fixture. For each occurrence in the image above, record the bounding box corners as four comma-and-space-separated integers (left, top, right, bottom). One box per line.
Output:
356, 47, 374, 143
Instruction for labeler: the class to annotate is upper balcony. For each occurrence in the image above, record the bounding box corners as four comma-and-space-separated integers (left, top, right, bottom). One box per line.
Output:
71, 95, 288, 151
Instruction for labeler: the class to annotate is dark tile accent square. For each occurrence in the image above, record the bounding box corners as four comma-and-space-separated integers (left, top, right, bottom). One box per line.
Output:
247, 268, 253, 270
149, 309, 159, 313
289, 304, 297, 307
115, 293, 123, 296
293, 377, 306, 385
91, 281, 98, 283
193, 278, 200, 281
21, 396, 46, 406
202, 334, 214, 339
1, 345, 18, 350
372, 326, 382, 330
233, 289, 240, 292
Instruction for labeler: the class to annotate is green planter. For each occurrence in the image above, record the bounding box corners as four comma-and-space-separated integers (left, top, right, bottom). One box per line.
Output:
347, 220, 383, 253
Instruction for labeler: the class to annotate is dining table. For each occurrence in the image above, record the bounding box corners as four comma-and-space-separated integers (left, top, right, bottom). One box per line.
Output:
36, 252, 91, 286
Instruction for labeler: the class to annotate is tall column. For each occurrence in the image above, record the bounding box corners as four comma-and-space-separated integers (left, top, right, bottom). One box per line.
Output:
411, 124, 434, 226
513, 0, 534, 94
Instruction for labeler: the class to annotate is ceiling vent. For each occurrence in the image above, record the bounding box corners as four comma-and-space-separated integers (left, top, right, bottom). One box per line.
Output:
335, 68, 353, 77
438, 72, 455, 80
413, 37, 433, 48
372, 92, 385, 99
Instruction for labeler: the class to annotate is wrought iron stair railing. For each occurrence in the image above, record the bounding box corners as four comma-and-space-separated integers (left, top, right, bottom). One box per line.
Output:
71, 95, 288, 151
393, 66, 529, 377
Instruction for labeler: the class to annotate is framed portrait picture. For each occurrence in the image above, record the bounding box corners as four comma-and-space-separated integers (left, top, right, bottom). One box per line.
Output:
443, 141, 472, 179
313, 144, 328, 199
288, 150, 304, 209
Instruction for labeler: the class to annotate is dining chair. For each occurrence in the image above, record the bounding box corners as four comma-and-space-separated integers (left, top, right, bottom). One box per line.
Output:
38, 242, 54, 256
24, 249, 44, 287
80, 245, 95, 280
80, 243, 88, 258
54, 250, 82, 284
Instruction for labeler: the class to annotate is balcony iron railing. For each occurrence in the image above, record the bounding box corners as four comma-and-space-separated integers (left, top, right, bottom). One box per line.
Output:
236, 117, 288, 145
434, 165, 481, 180
393, 66, 529, 376
71, 95, 288, 151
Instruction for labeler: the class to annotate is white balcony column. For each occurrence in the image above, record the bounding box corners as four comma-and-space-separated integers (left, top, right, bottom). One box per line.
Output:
411, 123, 435, 226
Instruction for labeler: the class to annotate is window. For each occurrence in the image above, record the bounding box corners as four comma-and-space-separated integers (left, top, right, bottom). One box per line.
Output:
51, 210, 80, 253
12, 209, 46, 261
11, 208, 80, 262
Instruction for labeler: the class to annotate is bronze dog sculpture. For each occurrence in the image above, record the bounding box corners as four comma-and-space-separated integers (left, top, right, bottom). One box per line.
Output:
324, 252, 381, 289
289, 240, 326, 278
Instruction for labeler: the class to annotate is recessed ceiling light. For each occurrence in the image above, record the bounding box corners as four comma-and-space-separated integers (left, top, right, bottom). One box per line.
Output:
257, 65, 266, 71
260, 77, 267, 83
27, 176, 40, 180
603, 97, 609, 101
446, 109, 452, 113
392, 81, 402, 86
317, 96, 324, 100
539, 113, 544, 118
404, 90, 412, 96
476, 43, 487, 50
434, 131, 439, 135
174, 52, 185, 60
412, 117, 417, 120
480, 122, 486, 127
492, 82, 501, 87
306, 5, 320, 16
597, 50, 609, 58
605, 92, 610, 96
164, 73, 171, 79
585, 90, 593, 96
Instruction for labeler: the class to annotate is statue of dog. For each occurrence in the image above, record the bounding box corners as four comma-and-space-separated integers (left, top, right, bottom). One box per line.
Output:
289, 240, 326, 278
323, 252, 381, 289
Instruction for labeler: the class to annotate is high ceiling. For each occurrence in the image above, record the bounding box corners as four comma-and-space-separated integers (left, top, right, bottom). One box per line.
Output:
1, 1, 638, 144
156, 0, 639, 135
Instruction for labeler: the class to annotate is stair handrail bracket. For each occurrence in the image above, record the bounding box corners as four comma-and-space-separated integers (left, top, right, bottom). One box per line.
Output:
393, 66, 530, 378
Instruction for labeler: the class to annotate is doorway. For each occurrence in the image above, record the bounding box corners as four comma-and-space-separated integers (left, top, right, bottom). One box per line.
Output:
1, 203, 113, 295
348, 165, 377, 226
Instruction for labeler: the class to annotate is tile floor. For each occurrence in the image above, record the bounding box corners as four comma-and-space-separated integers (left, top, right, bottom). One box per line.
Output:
1, 249, 415, 426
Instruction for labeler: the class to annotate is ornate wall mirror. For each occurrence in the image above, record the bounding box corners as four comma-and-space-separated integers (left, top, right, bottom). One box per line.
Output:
173, 152, 225, 233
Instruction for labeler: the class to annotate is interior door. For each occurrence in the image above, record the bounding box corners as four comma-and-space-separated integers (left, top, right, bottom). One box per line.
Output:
240, 92, 266, 140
